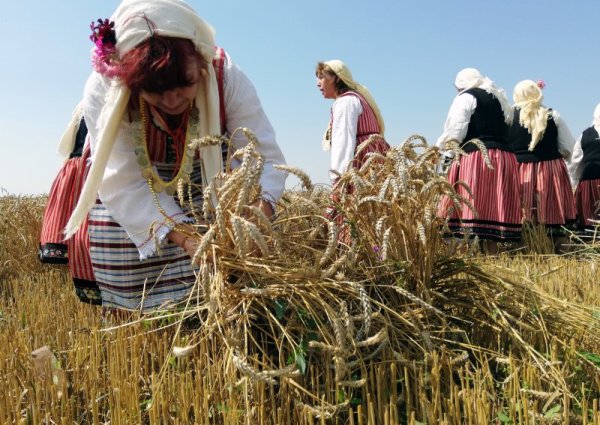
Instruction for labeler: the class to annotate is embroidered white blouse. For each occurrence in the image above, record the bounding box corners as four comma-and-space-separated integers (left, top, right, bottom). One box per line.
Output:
83, 51, 287, 258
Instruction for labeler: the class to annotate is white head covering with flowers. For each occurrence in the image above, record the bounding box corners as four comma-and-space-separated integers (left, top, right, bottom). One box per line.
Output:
454, 67, 513, 125
321, 60, 385, 151
65, 0, 223, 239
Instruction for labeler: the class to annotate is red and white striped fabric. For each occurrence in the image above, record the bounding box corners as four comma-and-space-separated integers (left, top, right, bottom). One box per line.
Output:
336, 92, 390, 170
67, 146, 95, 283
518, 158, 576, 227
39, 159, 81, 262
575, 178, 600, 228
439, 149, 522, 241
40, 144, 95, 280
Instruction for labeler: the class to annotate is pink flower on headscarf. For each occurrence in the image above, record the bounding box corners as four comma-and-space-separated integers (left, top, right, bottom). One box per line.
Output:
536, 80, 546, 90
90, 19, 121, 78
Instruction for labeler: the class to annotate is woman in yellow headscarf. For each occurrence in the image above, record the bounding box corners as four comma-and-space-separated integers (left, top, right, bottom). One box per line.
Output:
507, 79, 576, 251
316, 60, 389, 184
315, 60, 390, 243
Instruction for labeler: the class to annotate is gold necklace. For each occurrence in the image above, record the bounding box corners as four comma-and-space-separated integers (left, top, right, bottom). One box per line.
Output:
134, 96, 199, 196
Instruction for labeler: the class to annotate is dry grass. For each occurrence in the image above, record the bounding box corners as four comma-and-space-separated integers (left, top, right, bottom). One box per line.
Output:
2, 136, 600, 424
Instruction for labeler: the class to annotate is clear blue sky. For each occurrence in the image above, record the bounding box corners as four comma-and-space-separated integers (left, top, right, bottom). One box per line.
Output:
1, 0, 599, 195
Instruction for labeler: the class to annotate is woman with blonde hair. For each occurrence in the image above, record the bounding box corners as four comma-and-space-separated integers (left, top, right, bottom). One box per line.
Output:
507, 79, 576, 249
569, 103, 600, 231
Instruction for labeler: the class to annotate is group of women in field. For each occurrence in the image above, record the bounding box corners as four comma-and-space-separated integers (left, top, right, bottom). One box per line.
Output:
38, 0, 600, 313
435, 69, 600, 254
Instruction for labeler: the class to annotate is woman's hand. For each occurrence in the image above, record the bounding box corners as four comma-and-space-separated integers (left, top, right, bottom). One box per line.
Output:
181, 236, 199, 258
168, 201, 272, 259
167, 224, 200, 258
251, 198, 274, 219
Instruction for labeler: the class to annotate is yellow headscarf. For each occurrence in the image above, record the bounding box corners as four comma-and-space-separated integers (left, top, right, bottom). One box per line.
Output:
513, 79, 549, 151
324, 59, 385, 140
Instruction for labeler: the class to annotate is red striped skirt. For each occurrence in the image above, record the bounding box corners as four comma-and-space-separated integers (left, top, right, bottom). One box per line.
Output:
324, 134, 390, 245
575, 178, 600, 228
438, 149, 522, 241
518, 159, 576, 232
39, 159, 81, 263
39, 147, 98, 303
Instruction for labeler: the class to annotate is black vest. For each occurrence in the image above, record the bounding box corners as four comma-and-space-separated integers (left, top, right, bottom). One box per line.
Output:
580, 127, 600, 181
69, 118, 88, 158
461, 88, 510, 153
508, 109, 562, 163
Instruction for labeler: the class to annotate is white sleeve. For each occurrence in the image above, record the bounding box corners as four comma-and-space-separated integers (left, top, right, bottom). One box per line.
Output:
552, 110, 575, 160
568, 134, 584, 187
329, 95, 362, 181
436, 93, 476, 149
83, 73, 189, 260
222, 53, 287, 203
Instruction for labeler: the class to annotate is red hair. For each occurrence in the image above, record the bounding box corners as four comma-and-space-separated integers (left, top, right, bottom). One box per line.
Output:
120, 36, 207, 94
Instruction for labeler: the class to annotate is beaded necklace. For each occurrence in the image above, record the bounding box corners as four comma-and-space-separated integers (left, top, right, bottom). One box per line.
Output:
133, 96, 199, 196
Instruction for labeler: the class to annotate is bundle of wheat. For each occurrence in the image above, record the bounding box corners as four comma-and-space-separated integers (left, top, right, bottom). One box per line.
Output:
121, 130, 600, 420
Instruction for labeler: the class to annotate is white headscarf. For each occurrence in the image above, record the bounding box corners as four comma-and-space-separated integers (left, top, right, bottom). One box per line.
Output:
322, 60, 385, 151
56, 102, 84, 162
513, 79, 550, 151
454, 67, 513, 125
65, 0, 223, 238
593, 103, 600, 129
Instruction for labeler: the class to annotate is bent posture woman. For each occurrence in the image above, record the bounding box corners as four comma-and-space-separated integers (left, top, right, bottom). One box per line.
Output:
64, 0, 287, 311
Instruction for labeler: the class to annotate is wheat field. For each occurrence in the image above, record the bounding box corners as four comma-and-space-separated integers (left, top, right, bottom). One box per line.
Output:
2, 138, 600, 424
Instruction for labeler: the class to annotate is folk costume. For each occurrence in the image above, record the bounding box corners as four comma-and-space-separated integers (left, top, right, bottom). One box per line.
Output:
508, 80, 576, 234
569, 103, 600, 230
39, 106, 100, 304
321, 60, 389, 183
320, 60, 390, 243
437, 68, 522, 241
65, 0, 287, 311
